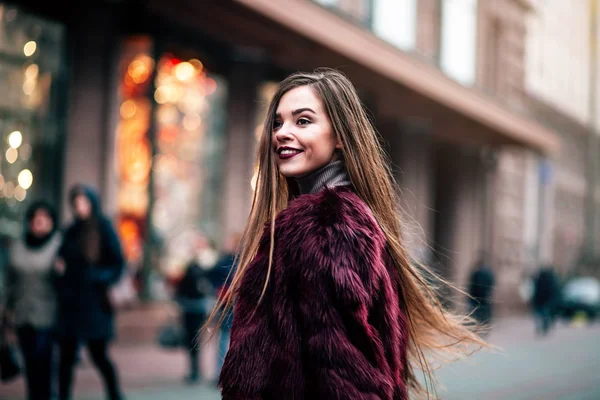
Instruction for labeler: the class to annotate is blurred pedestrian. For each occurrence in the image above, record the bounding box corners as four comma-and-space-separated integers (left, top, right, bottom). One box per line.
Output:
175, 234, 216, 384
468, 259, 496, 330
2, 201, 61, 400
532, 265, 561, 336
55, 185, 125, 400
215, 69, 486, 399
208, 233, 240, 376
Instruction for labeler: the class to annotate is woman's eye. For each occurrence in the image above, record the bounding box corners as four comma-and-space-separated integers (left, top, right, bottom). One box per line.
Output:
297, 118, 311, 126
273, 120, 282, 130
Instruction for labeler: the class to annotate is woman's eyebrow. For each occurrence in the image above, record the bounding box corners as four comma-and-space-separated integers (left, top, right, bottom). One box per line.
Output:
292, 107, 316, 116
274, 108, 316, 119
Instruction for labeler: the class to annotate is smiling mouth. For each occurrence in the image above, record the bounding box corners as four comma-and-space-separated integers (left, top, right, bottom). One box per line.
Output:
277, 147, 303, 160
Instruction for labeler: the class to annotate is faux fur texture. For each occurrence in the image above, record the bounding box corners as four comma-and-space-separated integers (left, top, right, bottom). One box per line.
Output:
219, 187, 409, 400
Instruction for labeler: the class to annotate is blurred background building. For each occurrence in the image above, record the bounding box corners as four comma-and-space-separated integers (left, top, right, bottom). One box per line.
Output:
0, 0, 598, 315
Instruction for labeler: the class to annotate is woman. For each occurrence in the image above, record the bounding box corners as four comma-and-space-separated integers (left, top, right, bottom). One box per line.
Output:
215, 69, 486, 399
55, 185, 125, 400
4, 201, 61, 400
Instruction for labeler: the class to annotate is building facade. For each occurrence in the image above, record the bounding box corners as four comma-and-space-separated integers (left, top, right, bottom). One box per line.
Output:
1, 0, 565, 311
524, 0, 600, 277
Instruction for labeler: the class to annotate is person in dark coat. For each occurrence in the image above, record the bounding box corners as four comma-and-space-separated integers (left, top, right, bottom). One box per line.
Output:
3, 201, 61, 400
207, 233, 240, 376
215, 69, 486, 399
532, 265, 561, 336
175, 254, 214, 384
468, 260, 496, 329
55, 185, 125, 400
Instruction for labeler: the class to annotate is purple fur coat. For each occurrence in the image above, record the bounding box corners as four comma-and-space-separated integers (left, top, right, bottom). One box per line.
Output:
219, 187, 409, 399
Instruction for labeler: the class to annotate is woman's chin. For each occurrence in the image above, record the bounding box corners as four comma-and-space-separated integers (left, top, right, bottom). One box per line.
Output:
278, 164, 304, 179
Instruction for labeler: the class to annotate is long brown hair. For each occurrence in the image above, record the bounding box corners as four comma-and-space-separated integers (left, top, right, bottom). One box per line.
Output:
209, 68, 487, 397
70, 185, 102, 263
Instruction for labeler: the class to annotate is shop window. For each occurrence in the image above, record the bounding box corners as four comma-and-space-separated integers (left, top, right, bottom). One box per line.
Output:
0, 4, 65, 237
439, 0, 478, 86
152, 54, 227, 278
313, 0, 372, 26
114, 37, 154, 269
314, 0, 339, 6
115, 38, 228, 284
372, 0, 417, 51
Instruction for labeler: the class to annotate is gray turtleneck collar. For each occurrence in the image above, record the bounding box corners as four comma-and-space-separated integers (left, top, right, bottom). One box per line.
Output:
294, 160, 352, 195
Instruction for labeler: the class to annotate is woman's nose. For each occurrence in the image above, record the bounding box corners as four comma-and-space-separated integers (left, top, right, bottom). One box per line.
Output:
274, 126, 294, 143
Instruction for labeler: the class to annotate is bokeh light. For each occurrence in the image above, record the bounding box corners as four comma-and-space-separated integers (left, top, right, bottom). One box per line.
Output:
23, 79, 36, 95
14, 185, 26, 202
23, 41, 37, 57
25, 64, 39, 79
6, 147, 18, 163
182, 113, 201, 131
3, 181, 15, 198
154, 86, 170, 104
189, 59, 203, 72
120, 100, 137, 119
17, 169, 33, 189
175, 62, 195, 81
127, 56, 154, 84
8, 131, 22, 148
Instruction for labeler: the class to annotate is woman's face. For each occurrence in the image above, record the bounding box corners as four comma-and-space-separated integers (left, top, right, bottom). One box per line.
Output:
272, 86, 341, 178
73, 194, 92, 220
30, 209, 54, 237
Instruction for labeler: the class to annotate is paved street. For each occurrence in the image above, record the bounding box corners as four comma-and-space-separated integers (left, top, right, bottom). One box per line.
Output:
3, 317, 599, 400
435, 319, 600, 400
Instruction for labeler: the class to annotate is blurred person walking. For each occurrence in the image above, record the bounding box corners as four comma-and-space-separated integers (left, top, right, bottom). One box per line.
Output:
214, 69, 486, 399
2, 201, 61, 400
532, 265, 561, 336
208, 233, 240, 377
175, 234, 217, 384
468, 259, 496, 330
55, 185, 125, 400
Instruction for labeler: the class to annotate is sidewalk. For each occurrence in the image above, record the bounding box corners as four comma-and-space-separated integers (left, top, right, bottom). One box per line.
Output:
3, 315, 593, 400
3, 326, 223, 400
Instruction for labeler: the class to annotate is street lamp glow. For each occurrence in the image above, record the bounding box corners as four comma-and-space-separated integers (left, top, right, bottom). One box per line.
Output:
18, 169, 33, 189
24, 41, 37, 57
8, 131, 22, 148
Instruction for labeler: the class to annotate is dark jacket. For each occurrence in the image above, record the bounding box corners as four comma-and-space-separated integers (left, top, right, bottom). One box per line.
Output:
210, 252, 236, 299
469, 265, 495, 303
533, 268, 560, 310
175, 262, 214, 315
219, 187, 409, 400
55, 187, 125, 340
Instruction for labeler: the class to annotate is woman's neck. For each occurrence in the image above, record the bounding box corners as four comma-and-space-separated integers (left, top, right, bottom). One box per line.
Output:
294, 160, 351, 195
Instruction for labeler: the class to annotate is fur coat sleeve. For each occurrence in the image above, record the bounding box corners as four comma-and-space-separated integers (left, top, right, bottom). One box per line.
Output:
219, 188, 408, 400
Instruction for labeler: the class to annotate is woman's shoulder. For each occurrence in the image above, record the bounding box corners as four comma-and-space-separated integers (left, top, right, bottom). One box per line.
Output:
281, 187, 381, 234
8, 237, 25, 255
275, 187, 387, 263
97, 216, 119, 237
